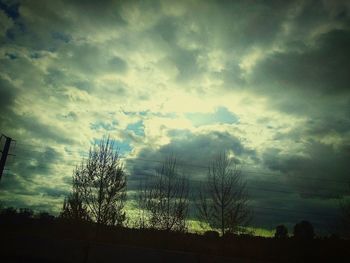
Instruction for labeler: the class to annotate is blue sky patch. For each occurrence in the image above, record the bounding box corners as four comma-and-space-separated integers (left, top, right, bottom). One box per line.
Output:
115, 140, 132, 155
90, 120, 118, 131
185, 106, 239, 127
127, 120, 145, 137
92, 137, 132, 156
122, 110, 148, 116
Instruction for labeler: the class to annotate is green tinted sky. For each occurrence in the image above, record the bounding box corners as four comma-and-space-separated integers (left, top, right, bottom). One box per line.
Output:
0, 0, 349, 232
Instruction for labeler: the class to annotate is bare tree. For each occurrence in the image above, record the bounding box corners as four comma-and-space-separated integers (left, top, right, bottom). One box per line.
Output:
73, 136, 127, 226
138, 156, 189, 232
134, 179, 150, 229
197, 152, 250, 236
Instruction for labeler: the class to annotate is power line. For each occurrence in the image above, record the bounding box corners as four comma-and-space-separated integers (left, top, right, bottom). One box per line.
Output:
3, 161, 344, 200
1, 173, 338, 222
250, 205, 337, 219
15, 150, 340, 186
249, 211, 336, 226
6, 153, 348, 194
127, 173, 345, 198
4, 156, 343, 194
125, 158, 348, 184
11, 142, 350, 184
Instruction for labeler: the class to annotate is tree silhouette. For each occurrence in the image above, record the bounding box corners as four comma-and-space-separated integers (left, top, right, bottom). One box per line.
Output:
293, 220, 314, 240
274, 224, 288, 239
204, 230, 220, 239
138, 156, 189, 232
72, 136, 127, 226
18, 208, 34, 220
60, 191, 90, 222
197, 152, 250, 236
37, 212, 55, 223
339, 182, 350, 238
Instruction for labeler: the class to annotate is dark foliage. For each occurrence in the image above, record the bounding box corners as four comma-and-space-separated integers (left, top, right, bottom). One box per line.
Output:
1, 214, 349, 263
294, 220, 314, 240
275, 224, 288, 239
60, 191, 90, 222
37, 212, 55, 223
204, 230, 220, 239
339, 183, 350, 238
0, 206, 348, 262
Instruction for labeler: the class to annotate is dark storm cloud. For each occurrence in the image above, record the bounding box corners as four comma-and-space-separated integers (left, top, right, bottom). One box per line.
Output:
108, 56, 128, 73
172, 48, 200, 83
0, 60, 75, 147
0, 172, 33, 195
148, 16, 203, 83
127, 129, 256, 181
305, 116, 350, 136
213, 0, 290, 49
125, 128, 341, 230
44, 67, 95, 93
291, 0, 350, 37
0, 54, 42, 90
1, 0, 126, 50
0, 0, 20, 20
248, 12, 350, 174
1, 112, 74, 145
274, 115, 350, 142
12, 146, 62, 178
250, 195, 340, 233
144, 1, 291, 83
53, 43, 129, 75
246, 1, 350, 125
262, 140, 350, 198
252, 29, 350, 96
0, 77, 17, 110
221, 62, 246, 88
153, 15, 177, 44
35, 186, 69, 198
0, 146, 64, 204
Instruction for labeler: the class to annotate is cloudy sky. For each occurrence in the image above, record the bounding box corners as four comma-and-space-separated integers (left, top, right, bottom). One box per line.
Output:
0, 0, 349, 233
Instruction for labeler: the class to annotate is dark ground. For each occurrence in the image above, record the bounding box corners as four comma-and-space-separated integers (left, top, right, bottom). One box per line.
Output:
0, 218, 349, 262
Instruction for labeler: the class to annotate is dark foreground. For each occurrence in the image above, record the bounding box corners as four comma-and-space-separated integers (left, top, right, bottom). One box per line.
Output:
1, 221, 349, 263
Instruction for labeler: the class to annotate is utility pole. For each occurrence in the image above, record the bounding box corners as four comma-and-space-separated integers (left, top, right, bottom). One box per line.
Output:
0, 135, 12, 181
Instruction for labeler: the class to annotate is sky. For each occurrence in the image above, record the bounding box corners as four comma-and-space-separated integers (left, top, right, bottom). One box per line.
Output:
0, 0, 349, 234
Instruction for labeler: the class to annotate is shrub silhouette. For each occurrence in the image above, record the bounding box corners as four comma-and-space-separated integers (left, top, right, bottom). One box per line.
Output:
18, 208, 34, 220
274, 224, 288, 239
222, 232, 237, 239
37, 212, 55, 223
204, 230, 220, 238
293, 220, 314, 240
0, 207, 16, 225
60, 191, 90, 223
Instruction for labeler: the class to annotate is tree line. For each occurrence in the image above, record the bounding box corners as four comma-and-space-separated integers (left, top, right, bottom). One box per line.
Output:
60, 136, 250, 236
